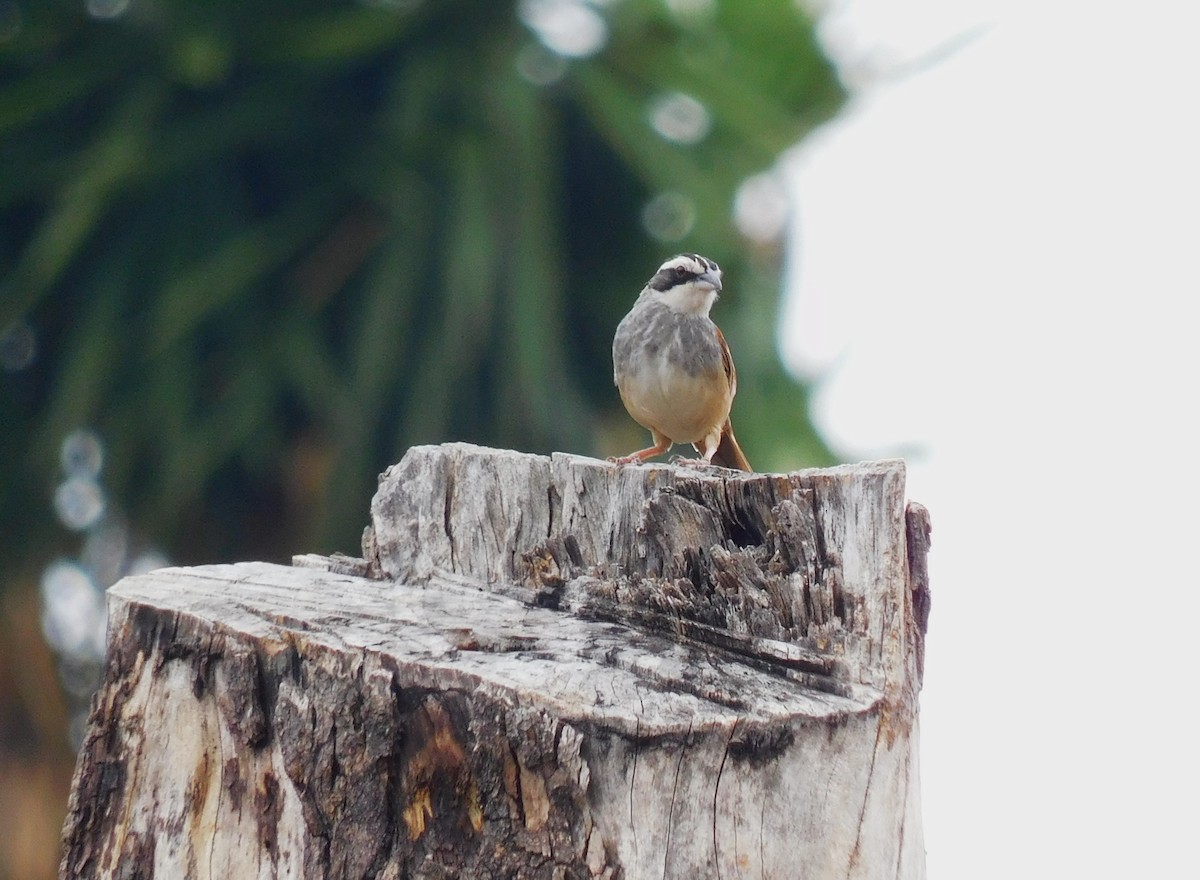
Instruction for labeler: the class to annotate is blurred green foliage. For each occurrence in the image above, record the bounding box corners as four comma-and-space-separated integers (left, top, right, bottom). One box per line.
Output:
0, 0, 844, 570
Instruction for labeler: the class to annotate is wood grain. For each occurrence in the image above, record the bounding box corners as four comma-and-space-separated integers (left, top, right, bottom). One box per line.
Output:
62, 443, 929, 879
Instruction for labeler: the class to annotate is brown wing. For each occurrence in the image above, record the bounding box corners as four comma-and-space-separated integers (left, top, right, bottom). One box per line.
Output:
706, 325, 752, 470
715, 324, 737, 398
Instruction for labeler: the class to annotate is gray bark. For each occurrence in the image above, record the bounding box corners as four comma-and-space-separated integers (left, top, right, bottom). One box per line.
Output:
61, 443, 930, 879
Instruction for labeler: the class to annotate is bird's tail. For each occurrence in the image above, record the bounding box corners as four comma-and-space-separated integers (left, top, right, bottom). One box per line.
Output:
708, 421, 752, 471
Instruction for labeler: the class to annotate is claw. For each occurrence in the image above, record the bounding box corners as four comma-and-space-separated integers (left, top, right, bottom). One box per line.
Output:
671, 455, 721, 470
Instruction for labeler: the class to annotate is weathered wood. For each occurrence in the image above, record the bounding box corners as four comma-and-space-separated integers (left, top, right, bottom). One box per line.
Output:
62, 443, 930, 879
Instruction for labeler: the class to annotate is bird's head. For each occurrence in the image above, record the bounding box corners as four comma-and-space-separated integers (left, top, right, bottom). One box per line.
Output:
643, 253, 723, 315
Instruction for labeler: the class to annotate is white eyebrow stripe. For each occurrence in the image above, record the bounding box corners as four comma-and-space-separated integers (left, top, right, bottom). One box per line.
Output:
658, 254, 716, 275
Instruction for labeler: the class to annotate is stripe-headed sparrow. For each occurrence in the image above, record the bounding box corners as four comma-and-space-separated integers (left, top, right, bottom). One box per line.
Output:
610, 253, 752, 471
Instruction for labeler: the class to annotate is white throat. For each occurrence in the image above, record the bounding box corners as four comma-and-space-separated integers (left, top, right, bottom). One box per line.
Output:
653, 281, 718, 316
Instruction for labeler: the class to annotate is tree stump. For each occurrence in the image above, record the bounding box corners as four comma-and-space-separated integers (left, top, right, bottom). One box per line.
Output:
61, 443, 930, 879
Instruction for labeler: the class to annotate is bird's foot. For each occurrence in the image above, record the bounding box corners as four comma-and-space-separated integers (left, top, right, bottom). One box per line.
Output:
669, 455, 721, 470
609, 443, 672, 466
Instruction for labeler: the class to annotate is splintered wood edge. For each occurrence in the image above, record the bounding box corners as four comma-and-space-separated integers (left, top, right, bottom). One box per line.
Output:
361, 445, 915, 696
109, 562, 879, 739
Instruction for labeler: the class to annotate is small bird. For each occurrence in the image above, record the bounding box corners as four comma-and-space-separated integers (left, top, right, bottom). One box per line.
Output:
610, 253, 752, 471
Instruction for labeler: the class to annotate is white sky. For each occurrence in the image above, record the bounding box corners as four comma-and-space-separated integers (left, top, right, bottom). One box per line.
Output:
785, 0, 1200, 876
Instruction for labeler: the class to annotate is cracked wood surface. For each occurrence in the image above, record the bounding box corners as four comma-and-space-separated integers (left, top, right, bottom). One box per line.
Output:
61, 443, 929, 879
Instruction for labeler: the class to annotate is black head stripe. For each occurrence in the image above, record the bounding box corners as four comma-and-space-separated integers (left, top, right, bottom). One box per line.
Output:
648, 266, 689, 291
647, 254, 719, 291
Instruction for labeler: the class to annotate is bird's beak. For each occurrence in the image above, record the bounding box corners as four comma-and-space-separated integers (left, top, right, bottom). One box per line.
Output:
697, 270, 723, 292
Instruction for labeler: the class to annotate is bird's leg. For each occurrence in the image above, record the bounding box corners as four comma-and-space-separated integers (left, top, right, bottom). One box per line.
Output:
673, 428, 723, 468
608, 432, 672, 465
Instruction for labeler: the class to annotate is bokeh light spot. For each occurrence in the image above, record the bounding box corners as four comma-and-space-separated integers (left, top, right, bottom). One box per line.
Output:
734, 171, 791, 243
519, 0, 608, 59
61, 428, 105, 479
129, 550, 171, 575
86, 0, 131, 20
40, 560, 106, 660
649, 92, 711, 145
55, 477, 107, 531
82, 521, 129, 588
642, 192, 696, 242
516, 41, 568, 86
0, 319, 36, 371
